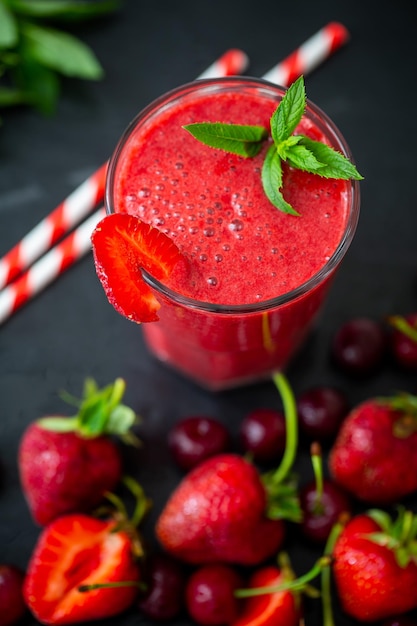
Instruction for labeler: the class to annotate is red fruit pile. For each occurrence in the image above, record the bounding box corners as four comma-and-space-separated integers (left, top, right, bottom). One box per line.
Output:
2, 308, 417, 626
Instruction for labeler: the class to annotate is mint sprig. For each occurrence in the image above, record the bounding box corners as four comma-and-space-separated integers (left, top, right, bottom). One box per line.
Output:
0, 0, 121, 123
183, 76, 363, 215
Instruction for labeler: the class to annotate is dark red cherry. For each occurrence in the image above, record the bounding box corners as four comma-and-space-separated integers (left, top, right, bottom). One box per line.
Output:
388, 314, 417, 369
0, 564, 26, 626
168, 416, 230, 471
240, 408, 286, 463
297, 386, 348, 441
299, 479, 351, 544
185, 564, 242, 625
137, 553, 186, 621
331, 318, 387, 376
380, 617, 417, 626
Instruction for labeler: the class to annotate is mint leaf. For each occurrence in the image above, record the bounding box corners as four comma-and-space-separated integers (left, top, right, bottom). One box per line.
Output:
183, 74, 363, 215
20, 22, 104, 79
262, 145, 299, 215
8, 0, 122, 21
270, 75, 306, 144
183, 122, 268, 157
284, 143, 327, 173
13, 52, 60, 114
0, 2, 19, 48
296, 136, 364, 180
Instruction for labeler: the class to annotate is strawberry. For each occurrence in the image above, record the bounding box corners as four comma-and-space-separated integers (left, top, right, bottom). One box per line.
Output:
328, 392, 417, 504
24, 477, 150, 625
233, 565, 301, 626
19, 378, 138, 525
332, 508, 417, 622
156, 373, 302, 566
91, 213, 185, 323
232, 553, 328, 626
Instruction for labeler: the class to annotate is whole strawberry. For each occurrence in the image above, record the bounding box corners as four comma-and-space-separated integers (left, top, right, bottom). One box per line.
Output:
24, 477, 150, 625
328, 392, 417, 503
156, 373, 301, 566
332, 509, 417, 622
156, 453, 286, 565
19, 378, 138, 525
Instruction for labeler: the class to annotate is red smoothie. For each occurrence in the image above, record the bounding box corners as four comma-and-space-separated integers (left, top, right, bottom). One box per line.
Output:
106, 78, 360, 389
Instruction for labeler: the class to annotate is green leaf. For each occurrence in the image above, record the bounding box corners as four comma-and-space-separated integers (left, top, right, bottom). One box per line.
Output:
261, 145, 299, 215
183, 122, 268, 157
8, 0, 122, 21
296, 136, 364, 180
270, 75, 306, 144
12, 52, 60, 114
0, 86, 30, 106
20, 22, 104, 79
281, 143, 326, 173
0, 1, 19, 48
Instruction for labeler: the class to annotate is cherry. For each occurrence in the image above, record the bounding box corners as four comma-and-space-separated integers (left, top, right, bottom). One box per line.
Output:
185, 564, 242, 625
168, 416, 230, 471
0, 564, 26, 626
299, 478, 351, 544
388, 314, 417, 369
239, 408, 286, 463
331, 317, 387, 376
380, 617, 417, 626
296, 386, 348, 441
137, 553, 186, 621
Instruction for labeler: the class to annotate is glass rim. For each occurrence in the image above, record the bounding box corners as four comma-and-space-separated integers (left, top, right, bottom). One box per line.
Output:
106, 76, 361, 315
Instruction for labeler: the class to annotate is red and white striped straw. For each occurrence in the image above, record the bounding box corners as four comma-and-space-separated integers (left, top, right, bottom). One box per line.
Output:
0, 49, 249, 294
0, 50, 249, 325
261, 22, 350, 87
197, 49, 249, 79
0, 208, 106, 325
0, 162, 108, 290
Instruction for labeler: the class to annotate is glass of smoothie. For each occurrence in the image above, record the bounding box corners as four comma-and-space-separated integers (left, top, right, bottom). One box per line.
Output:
104, 77, 360, 390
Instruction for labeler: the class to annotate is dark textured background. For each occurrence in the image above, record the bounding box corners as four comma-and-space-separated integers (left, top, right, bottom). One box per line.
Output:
1, 1, 416, 624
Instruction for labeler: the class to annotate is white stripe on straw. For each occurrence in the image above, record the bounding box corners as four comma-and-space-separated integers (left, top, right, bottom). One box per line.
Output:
0, 50, 250, 325
262, 22, 350, 86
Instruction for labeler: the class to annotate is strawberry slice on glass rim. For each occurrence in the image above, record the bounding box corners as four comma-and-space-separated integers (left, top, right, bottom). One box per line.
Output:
91, 213, 185, 323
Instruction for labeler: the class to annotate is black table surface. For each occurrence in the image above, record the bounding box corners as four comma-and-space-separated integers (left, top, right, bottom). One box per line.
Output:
1, 1, 416, 625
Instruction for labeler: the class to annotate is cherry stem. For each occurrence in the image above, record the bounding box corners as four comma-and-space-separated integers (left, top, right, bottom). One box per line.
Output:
78, 580, 147, 593
270, 372, 298, 485
234, 556, 330, 598
321, 515, 348, 626
310, 442, 324, 507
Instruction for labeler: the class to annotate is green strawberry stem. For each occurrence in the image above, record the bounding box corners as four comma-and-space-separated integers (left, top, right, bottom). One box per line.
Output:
270, 372, 298, 484
234, 554, 330, 598
37, 377, 140, 444
96, 476, 152, 558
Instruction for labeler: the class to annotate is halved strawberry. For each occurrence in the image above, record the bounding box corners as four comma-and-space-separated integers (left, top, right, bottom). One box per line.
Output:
232, 565, 302, 626
91, 214, 184, 323
24, 513, 140, 625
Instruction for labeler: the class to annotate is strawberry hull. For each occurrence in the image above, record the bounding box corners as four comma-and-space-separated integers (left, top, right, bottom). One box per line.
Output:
106, 78, 360, 390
